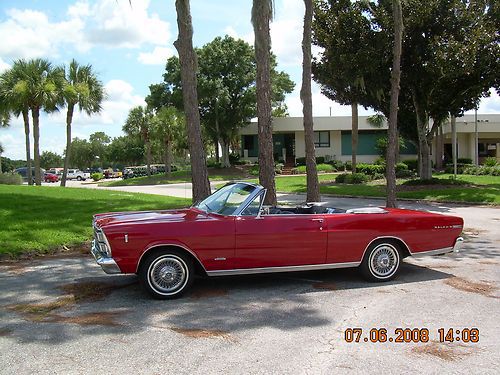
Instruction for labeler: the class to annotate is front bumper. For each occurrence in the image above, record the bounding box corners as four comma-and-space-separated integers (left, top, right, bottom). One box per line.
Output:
91, 240, 122, 274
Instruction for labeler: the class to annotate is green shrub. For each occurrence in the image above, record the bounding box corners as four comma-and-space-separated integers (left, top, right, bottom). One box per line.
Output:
327, 160, 345, 170
335, 172, 368, 184
457, 158, 473, 164
295, 157, 306, 166
91, 172, 103, 182
483, 157, 498, 167
402, 177, 468, 186
344, 161, 352, 171
356, 163, 385, 175
374, 157, 386, 166
401, 159, 418, 171
372, 173, 385, 180
396, 169, 414, 178
249, 165, 259, 176
316, 156, 325, 164
444, 163, 474, 174
0, 172, 23, 185
275, 163, 284, 174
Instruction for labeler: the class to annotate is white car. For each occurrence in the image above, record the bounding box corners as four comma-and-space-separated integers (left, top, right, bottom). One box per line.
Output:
67, 169, 90, 181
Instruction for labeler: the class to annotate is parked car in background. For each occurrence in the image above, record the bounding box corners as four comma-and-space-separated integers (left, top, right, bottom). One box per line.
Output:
103, 168, 122, 179
44, 172, 60, 183
91, 182, 464, 299
15, 167, 46, 183
47, 168, 63, 177
66, 169, 90, 181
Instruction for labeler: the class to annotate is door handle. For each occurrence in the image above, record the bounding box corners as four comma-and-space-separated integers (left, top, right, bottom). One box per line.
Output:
311, 218, 324, 230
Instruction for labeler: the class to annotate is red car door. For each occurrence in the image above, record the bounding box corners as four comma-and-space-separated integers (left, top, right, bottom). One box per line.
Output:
234, 214, 327, 269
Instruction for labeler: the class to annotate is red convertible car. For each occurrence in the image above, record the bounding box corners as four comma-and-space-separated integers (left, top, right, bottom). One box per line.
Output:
91, 182, 463, 299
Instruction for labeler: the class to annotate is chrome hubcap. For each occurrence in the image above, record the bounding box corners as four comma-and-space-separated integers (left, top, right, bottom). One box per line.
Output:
369, 245, 398, 278
149, 256, 187, 293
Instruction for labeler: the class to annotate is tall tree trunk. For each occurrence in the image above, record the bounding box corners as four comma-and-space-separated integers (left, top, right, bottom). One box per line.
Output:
214, 137, 220, 164
174, 0, 211, 202
252, 0, 277, 205
22, 110, 32, 185
351, 102, 358, 173
164, 138, 172, 175
436, 124, 444, 170
413, 93, 432, 180
220, 139, 231, 168
61, 103, 74, 187
386, 0, 403, 208
301, 0, 319, 203
451, 115, 457, 178
145, 135, 152, 177
32, 107, 41, 186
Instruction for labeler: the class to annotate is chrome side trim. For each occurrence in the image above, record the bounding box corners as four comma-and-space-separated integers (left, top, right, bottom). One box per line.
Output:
135, 243, 208, 274
410, 247, 454, 257
206, 261, 361, 276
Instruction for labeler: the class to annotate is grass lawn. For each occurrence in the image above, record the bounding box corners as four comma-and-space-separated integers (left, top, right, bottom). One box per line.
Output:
100, 166, 250, 187
271, 174, 500, 204
0, 185, 191, 257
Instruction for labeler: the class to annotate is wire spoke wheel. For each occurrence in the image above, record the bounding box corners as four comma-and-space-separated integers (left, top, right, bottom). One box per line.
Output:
368, 244, 399, 278
146, 254, 190, 296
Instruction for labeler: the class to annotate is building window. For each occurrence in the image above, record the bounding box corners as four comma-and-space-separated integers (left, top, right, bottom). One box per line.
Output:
314, 131, 330, 148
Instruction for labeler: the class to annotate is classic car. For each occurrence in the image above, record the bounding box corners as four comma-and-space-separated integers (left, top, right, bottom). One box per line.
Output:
91, 182, 464, 299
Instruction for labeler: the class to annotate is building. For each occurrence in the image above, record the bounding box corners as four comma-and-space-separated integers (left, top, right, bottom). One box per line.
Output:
239, 114, 500, 165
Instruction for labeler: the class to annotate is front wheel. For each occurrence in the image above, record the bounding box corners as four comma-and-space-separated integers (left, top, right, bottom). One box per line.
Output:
139, 251, 194, 299
359, 241, 401, 282
76, 176, 82, 181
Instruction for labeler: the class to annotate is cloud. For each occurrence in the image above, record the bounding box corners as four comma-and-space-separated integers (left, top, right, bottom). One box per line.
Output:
285, 83, 375, 117
86, 0, 171, 48
0, 8, 88, 59
0, 0, 171, 62
138, 46, 174, 65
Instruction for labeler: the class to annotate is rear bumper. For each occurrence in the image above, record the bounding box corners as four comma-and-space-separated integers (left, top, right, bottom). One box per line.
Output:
91, 240, 122, 274
453, 237, 464, 253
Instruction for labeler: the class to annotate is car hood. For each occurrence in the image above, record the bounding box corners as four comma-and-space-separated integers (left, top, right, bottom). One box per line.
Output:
94, 207, 209, 228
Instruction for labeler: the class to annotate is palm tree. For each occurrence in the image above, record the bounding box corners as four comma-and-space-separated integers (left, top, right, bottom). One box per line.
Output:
301, 0, 320, 202
124, 106, 153, 176
61, 60, 104, 186
153, 106, 185, 175
6, 59, 64, 185
386, 0, 403, 208
252, 0, 277, 205
0, 143, 4, 173
174, 0, 211, 202
0, 62, 33, 184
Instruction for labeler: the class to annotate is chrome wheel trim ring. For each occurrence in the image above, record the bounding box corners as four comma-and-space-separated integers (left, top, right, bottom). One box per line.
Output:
147, 255, 189, 295
368, 244, 399, 279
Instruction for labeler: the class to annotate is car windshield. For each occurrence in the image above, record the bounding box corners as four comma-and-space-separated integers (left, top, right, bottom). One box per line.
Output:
194, 183, 259, 216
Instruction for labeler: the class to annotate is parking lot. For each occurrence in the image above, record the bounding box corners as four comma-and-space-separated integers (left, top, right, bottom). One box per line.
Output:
0, 198, 498, 374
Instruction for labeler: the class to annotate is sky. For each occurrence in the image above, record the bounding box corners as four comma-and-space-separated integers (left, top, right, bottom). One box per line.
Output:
0, 0, 499, 160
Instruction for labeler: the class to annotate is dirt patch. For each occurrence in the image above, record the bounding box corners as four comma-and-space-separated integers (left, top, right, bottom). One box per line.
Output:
170, 327, 234, 341
478, 260, 498, 265
48, 312, 124, 326
0, 327, 13, 336
189, 285, 228, 299
412, 342, 474, 361
8, 280, 134, 323
59, 281, 132, 303
312, 282, 337, 291
8, 296, 76, 322
444, 277, 497, 298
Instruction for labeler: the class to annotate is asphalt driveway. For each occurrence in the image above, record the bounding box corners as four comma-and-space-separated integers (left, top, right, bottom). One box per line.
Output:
1, 188, 499, 374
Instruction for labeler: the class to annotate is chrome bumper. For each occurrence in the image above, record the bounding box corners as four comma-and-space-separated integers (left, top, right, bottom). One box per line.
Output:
453, 237, 464, 253
91, 240, 122, 274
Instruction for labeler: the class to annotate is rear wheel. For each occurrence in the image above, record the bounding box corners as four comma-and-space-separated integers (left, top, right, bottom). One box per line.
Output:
139, 250, 194, 299
359, 241, 401, 282
77, 176, 82, 181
